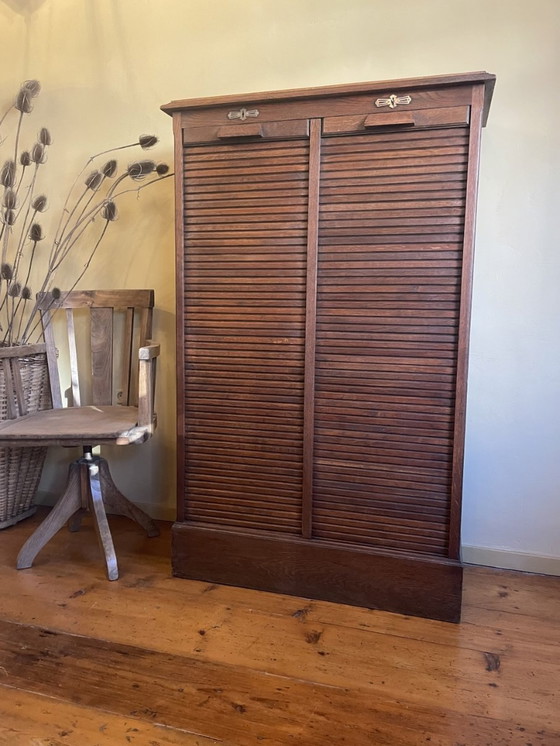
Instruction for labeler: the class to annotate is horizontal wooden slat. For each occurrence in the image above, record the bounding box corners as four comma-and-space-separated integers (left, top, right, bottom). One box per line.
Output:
187, 500, 302, 519
319, 234, 465, 245
315, 448, 451, 472
320, 174, 465, 188
313, 486, 450, 512
321, 126, 468, 148
188, 418, 302, 434
189, 440, 303, 457
313, 510, 449, 539
315, 430, 452, 450
311, 528, 448, 556
321, 155, 468, 173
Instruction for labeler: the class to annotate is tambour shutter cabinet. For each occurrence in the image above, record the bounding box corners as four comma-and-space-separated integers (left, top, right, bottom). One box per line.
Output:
162, 72, 495, 622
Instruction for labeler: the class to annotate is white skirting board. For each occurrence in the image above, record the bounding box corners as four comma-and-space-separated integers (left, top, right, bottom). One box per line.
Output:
461, 545, 560, 577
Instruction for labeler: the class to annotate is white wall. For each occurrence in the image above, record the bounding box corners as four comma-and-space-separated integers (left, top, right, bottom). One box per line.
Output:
1, 0, 558, 570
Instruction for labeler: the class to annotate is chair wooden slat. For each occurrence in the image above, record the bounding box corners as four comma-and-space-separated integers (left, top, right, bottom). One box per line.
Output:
66, 309, 81, 407
138, 306, 153, 347
40, 309, 63, 409
121, 307, 134, 406
91, 307, 113, 406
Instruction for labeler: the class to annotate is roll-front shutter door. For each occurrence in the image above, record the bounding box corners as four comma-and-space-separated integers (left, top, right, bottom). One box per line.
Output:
182, 133, 309, 534
313, 124, 469, 556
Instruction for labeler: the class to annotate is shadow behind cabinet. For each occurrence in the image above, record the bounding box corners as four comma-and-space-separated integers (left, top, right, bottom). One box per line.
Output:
162, 72, 495, 622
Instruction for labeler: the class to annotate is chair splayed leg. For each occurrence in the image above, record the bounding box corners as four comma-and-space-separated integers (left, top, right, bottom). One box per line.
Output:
17, 446, 160, 580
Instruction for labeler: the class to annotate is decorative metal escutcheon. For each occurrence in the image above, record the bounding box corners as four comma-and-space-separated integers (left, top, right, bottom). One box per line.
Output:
375, 94, 412, 109
227, 107, 260, 121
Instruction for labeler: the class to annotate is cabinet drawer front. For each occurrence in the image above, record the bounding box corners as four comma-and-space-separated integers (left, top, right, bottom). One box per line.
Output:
323, 106, 470, 135
184, 118, 310, 144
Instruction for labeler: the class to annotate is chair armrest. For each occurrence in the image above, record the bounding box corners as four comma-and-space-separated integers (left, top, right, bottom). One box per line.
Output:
137, 340, 160, 430
139, 342, 160, 360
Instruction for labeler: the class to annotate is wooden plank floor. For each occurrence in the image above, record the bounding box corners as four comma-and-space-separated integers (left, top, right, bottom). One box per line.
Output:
0, 510, 558, 745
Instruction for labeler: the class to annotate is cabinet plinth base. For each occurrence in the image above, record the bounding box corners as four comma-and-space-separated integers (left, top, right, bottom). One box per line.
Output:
172, 523, 463, 623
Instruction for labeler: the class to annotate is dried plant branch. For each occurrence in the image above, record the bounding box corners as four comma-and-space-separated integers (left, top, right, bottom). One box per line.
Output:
0, 80, 170, 347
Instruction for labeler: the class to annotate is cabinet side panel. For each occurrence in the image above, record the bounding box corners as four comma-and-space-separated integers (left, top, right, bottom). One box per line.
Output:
313, 125, 469, 556
182, 138, 309, 533
174, 115, 187, 522
449, 84, 485, 558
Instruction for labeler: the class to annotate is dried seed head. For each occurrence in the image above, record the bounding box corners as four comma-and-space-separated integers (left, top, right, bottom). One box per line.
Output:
31, 143, 45, 164
32, 194, 47, 212
127, 160, 156, 180
4, 209, 16, 226
29, 223, 44, 241
15, 87, 33, 113
1, 160, 16, 187
22, 80, 41, 97
101, 201, 118, 221
85, 170, 103, 190
51, 287, 61, 300
102, 159, 117, 177
8, 282, 21, 298
3, 189, 17, 209
20, 151, 31, 167
39, 127, 52, 145
1, 263, 13, 280
156, 163, 169, 175
22, 286, 32, 300
139, 134, 158, 149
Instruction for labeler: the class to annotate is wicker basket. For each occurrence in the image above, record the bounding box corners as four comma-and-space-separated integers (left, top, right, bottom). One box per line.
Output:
0, 346, 52, 529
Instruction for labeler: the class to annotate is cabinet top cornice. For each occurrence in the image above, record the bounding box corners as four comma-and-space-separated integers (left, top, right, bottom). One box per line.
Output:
161, 71, 495, 124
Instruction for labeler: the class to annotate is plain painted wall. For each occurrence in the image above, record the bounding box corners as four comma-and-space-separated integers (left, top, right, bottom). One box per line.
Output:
1, 0, 558, 562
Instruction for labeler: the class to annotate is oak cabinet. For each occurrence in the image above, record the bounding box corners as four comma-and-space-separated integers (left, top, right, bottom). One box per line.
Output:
162, 72, 495, 622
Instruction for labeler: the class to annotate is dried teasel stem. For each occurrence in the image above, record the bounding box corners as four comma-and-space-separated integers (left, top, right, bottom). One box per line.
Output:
14, 285, 32, 342
22, 287, 61, 344
58, 219, 111, 301
13, 111, 24, 167
52, 173, 99, 262
11, 163, 44, 280
9, 223, 43, 344
52, 134, 159, 251
109, 171, 173, 202
2, 78, 169, 345
57, 168, 172, 272
50, 165, 169, 275
2, 281, 21, 345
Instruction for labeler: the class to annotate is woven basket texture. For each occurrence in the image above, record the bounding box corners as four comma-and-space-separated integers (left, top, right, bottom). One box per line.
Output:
0, 349, 52, 526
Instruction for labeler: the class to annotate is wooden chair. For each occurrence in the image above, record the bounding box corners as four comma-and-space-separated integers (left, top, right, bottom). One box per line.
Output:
0, 289, 160, 580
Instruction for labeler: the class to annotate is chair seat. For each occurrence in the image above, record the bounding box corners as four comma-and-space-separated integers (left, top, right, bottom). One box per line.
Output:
0, 405, 150, 447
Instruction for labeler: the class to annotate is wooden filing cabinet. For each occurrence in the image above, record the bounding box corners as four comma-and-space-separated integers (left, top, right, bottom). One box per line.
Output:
162, 71, 495, 622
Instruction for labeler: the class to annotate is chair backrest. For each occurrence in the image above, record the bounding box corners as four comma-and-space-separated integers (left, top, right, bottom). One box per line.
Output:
38, 290, 154, 410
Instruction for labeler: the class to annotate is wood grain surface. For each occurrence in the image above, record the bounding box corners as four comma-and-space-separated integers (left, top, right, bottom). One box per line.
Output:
0, 512, 558, 745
